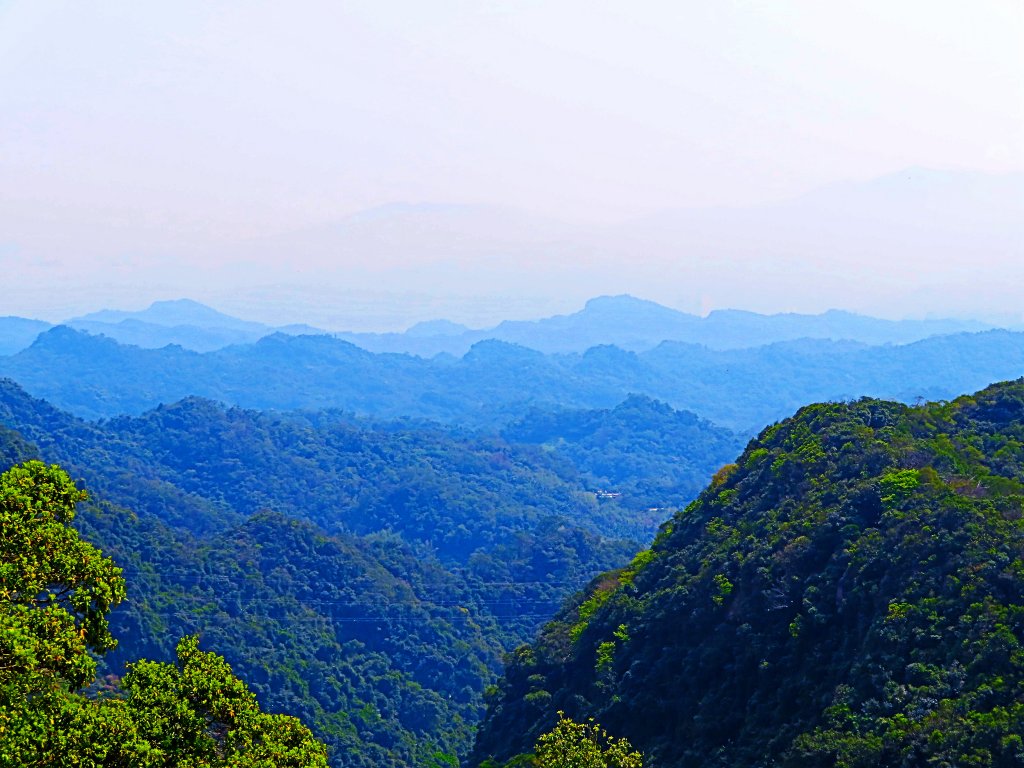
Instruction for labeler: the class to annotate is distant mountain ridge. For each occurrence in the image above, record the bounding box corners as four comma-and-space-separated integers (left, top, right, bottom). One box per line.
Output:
3, 324, 1024, 433
203, 167, 1021, 324
333, 295, 1004, 355
69, 298, 267, 332
0, 316, 52, 356
2, 295, 1005, 358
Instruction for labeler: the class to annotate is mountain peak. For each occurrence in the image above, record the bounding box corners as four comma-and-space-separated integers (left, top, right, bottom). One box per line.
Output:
582, 295, 689, 316
68, 300, 268, 334
405, 319, 473, 338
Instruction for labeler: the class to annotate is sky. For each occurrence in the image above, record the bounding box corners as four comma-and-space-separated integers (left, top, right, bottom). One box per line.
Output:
1, 1, 1022, 329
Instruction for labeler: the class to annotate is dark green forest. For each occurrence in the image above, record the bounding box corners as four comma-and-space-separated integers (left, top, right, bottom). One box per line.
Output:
0, 378, 739, 765
502, 395, 744, 518
0, 461, 329, 767
3, 366, 1023, 766
474, 380, 1024, 767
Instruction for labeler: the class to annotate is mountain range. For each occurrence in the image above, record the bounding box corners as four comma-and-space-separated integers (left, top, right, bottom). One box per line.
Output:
0, 294, 1009, 357
1, 317, 1022, 765
3, 323, 1024, 434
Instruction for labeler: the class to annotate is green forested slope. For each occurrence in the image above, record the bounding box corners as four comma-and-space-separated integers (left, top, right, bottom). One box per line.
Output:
0, 379, 638, 562
0, 380, 647, 766
0, 461, 330, 767
76, 503, 502, 767
473, 380, 1024, 767
0, 427, 503, 765
502, 395, 744, 528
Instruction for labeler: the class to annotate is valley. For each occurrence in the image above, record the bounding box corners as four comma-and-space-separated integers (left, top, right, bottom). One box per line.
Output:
2, 298, 1022, 766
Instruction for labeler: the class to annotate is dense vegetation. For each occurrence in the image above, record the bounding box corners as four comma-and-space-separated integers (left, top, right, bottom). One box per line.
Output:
0, 428, 509, 765
0, 377, 642, 565
474, 380, 1024, 767
4, 379, 741, 765
503, 395, 743, 521
6, 333, 1021, 766
3, 324, 1024, 431
74, 503, 501, 767
0, 461, 328, 767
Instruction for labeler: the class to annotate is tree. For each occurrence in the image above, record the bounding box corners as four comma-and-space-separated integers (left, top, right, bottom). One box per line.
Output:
117, 635, 328, 767
0, 461, 125, 692
0, 461, 126, 762
0, 461, 328, 767
533, 712, 643, 768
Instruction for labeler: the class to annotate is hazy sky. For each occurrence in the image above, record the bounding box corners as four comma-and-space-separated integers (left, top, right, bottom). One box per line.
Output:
2, 1, 1022, 327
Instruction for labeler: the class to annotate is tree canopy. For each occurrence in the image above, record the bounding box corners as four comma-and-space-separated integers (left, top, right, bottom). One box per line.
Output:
0, 461, 328, 767
473, 381, 1024, 767
533, 713, 642, 768
0, 461, 125, 719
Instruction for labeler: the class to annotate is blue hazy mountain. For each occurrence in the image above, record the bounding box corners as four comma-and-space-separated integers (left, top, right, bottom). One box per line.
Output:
0, 316, 52, 356
204, 168, 1021, 325
69, 298, 269, 332
3, 325, 1024, 433
337, 295, 998, 357
1, 294, 1003, 357
0, 299, 333, 354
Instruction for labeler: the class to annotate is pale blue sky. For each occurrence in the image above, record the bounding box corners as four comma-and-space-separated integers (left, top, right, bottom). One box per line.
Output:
1, 1, 1022, 327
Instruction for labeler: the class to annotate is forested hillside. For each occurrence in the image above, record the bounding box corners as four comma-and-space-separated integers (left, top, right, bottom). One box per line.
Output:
474, 380, 1024, 767
0, 423, 505, 766
75, 503, 501, 767
0, 378, 739, 766
5, 367, 1021, 766
502, 395, 744, 519
3, 326, 1024, 431
0, 461, 330, 767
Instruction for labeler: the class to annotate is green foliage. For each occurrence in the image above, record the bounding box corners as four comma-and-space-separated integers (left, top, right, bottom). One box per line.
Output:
617, 550, 654, 588
533, 712, 643, 768
474, 381, 1024, 768
0, 461, 125, 693
569, 579, 619, 644
0, 462, 327, 767
503, 396, 744, 534
116, 635, 328, 767
79, 506, 501, 768
878, 468, 919, 508
0, 381, 639, 766
594, 642, 615, 674
711, 573, 733, 607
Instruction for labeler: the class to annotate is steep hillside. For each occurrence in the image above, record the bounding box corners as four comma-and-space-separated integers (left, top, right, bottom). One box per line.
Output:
0, 379, 639, 630
0, 427, 498, 767
76, 503, 501, 768
0, 381, 646, 766
473, 381, 1024, 767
